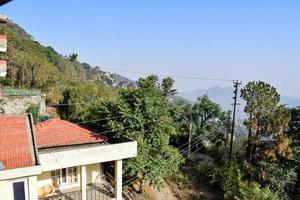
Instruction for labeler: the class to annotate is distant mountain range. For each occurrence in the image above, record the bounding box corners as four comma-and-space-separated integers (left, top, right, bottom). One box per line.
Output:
180, 87, 300, 118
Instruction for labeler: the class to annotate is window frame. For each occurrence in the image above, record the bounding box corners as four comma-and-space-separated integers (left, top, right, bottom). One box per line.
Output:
51, 167, 78, 187
11, 179, 29, 200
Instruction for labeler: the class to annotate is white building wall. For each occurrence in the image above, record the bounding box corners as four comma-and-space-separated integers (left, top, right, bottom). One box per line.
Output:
0, 180, 12, 200
0, 176, 38, 200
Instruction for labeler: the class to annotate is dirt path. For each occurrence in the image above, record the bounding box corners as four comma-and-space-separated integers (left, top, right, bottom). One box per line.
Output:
143, 181, 178, 200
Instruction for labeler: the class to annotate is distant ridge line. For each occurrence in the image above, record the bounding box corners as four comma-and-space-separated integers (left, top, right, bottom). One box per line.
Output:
101, 68, 234, 82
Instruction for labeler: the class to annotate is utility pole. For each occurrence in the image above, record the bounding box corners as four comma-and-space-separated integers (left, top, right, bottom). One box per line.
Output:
188, 113, 192, 157
229, 80, 241, 159
223, 112, 231, 160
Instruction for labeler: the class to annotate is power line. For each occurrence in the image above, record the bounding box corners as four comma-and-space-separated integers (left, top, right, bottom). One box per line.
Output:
101, 67, 234, 82
186, 131, 222, 159
122, 130, 223, 188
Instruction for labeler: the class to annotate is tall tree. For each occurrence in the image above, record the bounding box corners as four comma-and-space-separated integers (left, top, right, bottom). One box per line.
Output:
82, 75, 184, 188
241, 81, 292, 163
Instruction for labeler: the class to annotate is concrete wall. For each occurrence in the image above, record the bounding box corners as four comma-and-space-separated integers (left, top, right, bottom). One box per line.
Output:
0, 94, 46, 115
87, 163, 102, 184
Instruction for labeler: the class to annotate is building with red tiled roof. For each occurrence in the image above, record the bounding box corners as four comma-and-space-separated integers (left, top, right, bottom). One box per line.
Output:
0, 115, 38, 170
0, 115, 137, 200
35, 119, 107, 148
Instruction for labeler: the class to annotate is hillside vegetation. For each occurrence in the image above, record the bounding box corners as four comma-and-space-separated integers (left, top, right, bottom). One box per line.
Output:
0, 20, 134, 105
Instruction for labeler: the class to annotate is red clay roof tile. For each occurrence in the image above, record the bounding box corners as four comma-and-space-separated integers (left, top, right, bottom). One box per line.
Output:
35, 119, 106, 148
0, 115, 34, 170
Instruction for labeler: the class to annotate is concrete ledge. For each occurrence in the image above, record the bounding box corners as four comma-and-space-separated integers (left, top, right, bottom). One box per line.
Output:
0, 166, 42, 180
38, 140, 137, 172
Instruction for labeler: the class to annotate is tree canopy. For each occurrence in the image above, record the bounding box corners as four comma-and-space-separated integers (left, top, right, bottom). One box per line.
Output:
81, 75, 184, 188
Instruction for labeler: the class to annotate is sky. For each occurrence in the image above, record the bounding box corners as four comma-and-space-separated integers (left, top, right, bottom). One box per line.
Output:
1, 0, 300, 96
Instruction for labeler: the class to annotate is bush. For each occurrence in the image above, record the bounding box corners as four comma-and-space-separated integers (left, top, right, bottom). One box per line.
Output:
258, 161, 297, 200
197, 160, 216, 177
26, 104, 40, 123
0, 77, 12, 86
210, 161, 279, 200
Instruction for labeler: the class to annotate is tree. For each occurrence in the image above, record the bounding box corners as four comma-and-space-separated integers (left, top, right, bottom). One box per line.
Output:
287, 107, 300, 197
171, 101, 197, 156
81, 76, 184, 188
193, 95, 224, 139
288, 107, 300, 141
68, 53, 78, 62
59, 82, 117, 120
162, 77, 177, 98
241, 81, 292, 163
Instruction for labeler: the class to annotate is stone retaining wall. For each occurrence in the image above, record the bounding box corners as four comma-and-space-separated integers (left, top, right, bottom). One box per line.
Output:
0, 94, 46, 115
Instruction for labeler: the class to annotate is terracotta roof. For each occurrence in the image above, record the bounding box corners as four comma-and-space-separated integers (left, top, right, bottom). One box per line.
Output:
0, 115, 36, 170
35, 119, 106, 148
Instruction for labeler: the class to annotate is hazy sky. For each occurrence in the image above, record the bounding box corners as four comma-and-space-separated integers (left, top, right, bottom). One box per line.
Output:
1, 0, 300, 96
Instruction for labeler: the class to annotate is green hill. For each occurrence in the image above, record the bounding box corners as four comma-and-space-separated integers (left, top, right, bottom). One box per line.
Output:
0, 20, 135, 103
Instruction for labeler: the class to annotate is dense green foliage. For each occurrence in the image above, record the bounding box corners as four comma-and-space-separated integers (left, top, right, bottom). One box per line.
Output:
59, 82, 118, 120
26, 104, 40, 123
81, 76, 184, 188
210, 161, 279, 200
0, 21, 125, 110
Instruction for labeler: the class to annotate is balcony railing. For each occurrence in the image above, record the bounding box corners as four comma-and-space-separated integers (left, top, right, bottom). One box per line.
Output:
39, 184, 114, 200
41, 190, 81, 200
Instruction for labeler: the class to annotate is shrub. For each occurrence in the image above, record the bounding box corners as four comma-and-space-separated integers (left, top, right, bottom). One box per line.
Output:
197, 160, 216, 177
258, 161, 297, 200
26, 104, 40, 123
0, 77, 12, 86
210, 161, 279, 200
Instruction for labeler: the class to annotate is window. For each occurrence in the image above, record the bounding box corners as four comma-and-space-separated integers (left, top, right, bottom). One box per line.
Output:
51, 167, 78, 187
51, 169, 61, 187
12, 181, 28, 200
61, 168, 67, 184
68, 167, 77, 184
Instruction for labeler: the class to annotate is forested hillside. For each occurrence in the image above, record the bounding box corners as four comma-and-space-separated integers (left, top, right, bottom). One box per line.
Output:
0, 20, 134, 104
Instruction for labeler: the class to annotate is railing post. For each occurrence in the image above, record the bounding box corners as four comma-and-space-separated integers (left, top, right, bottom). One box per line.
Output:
114, 160, 123, 200
81, 165, 87, 200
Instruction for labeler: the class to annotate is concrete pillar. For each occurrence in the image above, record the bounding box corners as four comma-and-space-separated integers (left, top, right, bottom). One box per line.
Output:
81, 165, 87, 200
28, 176, 38, 200
114, 160, 122, 200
